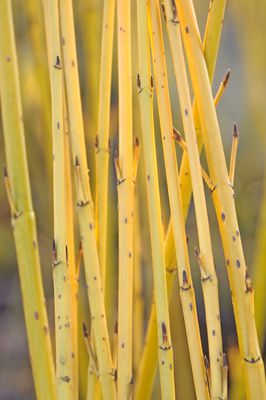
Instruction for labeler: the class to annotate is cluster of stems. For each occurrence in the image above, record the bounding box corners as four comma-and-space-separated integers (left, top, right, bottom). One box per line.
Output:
0, 0, 265, 399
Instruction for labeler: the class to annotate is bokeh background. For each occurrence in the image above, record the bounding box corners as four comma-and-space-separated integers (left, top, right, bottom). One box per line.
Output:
0, 1, 265, 399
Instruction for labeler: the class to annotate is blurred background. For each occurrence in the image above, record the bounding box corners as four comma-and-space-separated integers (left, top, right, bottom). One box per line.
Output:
0, 0, 265, 399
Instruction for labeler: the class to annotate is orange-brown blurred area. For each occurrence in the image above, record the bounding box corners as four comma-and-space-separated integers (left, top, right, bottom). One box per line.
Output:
0, 1, 265, 399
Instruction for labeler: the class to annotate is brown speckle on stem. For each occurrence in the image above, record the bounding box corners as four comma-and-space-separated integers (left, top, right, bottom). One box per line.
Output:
162, 322, 168, 343
61, 376, 71, 383
82, 322, 88, 338
161, 3, 166, 21
114, 320, 118, 334
233, 122, 239, 138
54, 55, 62, 69
34, 311, 39, 320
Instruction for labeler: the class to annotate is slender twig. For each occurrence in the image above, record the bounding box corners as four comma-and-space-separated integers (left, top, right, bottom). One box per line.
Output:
0, 1, 56, 399
229, 123, 239, 186
47, 1, 75, 397
214, 69, 231, 106
58, 0, 116, 398
64, 93, 79, 398
95, 0, 115, 293
133, 200, 144, 371
136, 0, 176, 397
116, 1, 135, 398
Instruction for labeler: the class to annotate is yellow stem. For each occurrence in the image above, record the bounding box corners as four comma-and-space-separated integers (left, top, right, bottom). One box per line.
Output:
58, 0, 116, 398
133, 199, 144, 372
116, 1, 135, 397
64, 94, 79, 398
229, 123, 239, 186
47, 0, 75, 397
0, 2, 56, 399
214, 69, 231, 106
136, 0, 176, 397
95, 0, 115, 292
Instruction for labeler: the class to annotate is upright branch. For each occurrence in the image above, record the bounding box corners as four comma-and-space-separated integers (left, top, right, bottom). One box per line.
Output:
95, 0, 115, 292
58, 0, 116, 398
175, 0, 266, 398
229, 123, 239, 186
214, 69, 231, 106
135, 0, 227, 396
148, 1, 209, 398
47, 1, 76, 398
116, 1, 135, 397
136, 0, 175, 398
0, 1, 56, 399
163, 1, 225, 397
133, 200, 144, 371
64, 94, 79, 397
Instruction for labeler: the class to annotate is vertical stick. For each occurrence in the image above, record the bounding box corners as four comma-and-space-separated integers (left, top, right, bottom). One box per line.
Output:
64, 94, 79, 398
133, 199, 144, 371
0, 1, 56, 399
58, 0, 116, 398
47, 0, 75, 397
136, 0, 176, 398
116, 0, 134, 397
95, 0, 115, 293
